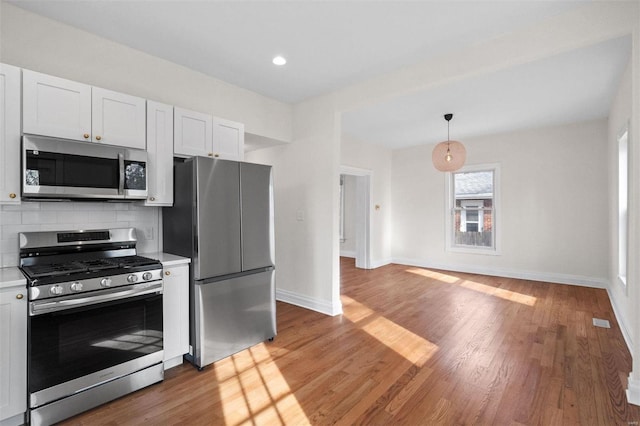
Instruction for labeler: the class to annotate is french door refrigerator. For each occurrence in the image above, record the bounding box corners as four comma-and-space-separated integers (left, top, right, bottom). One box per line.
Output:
163, 156, 276, 369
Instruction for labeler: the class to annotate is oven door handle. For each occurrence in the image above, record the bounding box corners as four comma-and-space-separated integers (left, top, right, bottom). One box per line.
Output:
29, 282, 163, 316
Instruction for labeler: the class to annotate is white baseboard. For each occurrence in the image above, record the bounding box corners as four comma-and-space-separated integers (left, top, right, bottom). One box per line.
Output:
606, 287, 633, 353
0, 413, 24, 426
392, 257, 608, 289
370, 258, 392, 269
164, 356, 184, 371
627, 374, 640, 406
340, 250, 356, 258
276, 288, 343, 316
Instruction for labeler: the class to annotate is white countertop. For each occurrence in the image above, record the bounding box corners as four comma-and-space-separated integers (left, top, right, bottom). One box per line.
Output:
142, 252, 191, 267
0, 267, 27, 289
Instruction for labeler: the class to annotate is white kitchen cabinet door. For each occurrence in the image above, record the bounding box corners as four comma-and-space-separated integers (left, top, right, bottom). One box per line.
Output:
174, 107, 213, 158
212, 117, 244, 161
0, 64, 21, 205
92, 87, 146, 149
22, 69, 92, 142
162, 264, 189, 369
0, 285, 27, 424
145, 101, 174, 206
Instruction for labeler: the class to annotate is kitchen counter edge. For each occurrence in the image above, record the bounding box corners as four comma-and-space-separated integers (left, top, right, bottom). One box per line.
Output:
0, 267, 27, 289
142, 252, 191, 267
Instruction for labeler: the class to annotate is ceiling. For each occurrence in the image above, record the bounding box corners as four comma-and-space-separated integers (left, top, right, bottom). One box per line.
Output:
342, 36, 631, 149
8, 1, 631, 151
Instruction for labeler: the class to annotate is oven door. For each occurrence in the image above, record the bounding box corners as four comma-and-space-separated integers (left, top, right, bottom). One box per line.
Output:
28, 282, 163, 409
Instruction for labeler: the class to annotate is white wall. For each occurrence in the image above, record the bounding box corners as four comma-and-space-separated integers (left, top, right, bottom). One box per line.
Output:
392, 119, 609, 286
340, 175, 356, 257
0, 3, 292, 144
340, 135, 393, 267
246, 98, 342, 315
608, 60, 633, 346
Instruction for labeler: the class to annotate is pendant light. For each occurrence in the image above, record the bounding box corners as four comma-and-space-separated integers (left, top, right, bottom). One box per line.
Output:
432, 113, 466, 172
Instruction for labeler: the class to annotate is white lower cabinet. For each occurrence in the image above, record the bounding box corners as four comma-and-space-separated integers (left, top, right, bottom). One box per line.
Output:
0, 271, 27, 426
162, 262, 189, 369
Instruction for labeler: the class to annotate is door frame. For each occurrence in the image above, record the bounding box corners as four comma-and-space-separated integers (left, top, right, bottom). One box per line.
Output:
340, 165, 372, 269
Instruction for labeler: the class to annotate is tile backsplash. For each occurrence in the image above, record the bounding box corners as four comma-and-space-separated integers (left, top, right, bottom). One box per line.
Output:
0, 201, 161, 267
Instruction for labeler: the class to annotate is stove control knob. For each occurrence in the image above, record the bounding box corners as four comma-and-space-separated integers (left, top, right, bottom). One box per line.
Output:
142, 272, 153, 281
127, 274, 138, 283
70, 282, 83, 292
100, 278, 112, 288
50, 285, 63, 296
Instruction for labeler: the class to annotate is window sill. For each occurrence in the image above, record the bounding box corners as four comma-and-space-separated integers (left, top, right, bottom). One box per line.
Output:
447, 246, 501, 256
618, 275, 627, 288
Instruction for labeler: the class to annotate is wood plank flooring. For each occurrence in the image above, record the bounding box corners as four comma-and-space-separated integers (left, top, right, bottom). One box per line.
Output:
59, 258, 640, 425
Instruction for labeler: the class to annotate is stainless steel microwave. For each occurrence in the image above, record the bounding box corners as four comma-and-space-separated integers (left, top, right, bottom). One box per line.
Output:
22, 135, 148, 201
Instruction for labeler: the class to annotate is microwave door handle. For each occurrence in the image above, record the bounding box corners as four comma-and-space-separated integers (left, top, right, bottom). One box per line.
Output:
118, 152, 125, 195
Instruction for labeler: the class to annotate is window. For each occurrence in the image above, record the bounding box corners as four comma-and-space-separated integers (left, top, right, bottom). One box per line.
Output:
446, 165, 499, 253
618, 127, 628, 286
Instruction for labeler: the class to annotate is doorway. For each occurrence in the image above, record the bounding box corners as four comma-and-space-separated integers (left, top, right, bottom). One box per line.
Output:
340, 166, 372, 269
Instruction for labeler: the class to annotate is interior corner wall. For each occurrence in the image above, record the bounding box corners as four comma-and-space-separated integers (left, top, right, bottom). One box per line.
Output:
340, 135, 393, 267
0, 2, 292, 143
391, 119, 609, 286
246, 97, 342, 316
607, 59, 633, 347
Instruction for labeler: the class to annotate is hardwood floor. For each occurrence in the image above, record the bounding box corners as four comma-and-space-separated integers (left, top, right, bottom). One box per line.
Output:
59, 258, 640, 425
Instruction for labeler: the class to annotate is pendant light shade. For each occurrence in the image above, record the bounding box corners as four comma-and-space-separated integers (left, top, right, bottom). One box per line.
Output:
432, 113, 466, 172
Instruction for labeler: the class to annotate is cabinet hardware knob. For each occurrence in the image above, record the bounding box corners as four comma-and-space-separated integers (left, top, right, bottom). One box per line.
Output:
95, 136, 102, 141
83, 133, 90, 139
208, 152, 213, 157
16, 294, 23, 300
149, 196, 156, 201
9, 193, 16, 199
165, 271, 171, 276
214, 154, 220, 158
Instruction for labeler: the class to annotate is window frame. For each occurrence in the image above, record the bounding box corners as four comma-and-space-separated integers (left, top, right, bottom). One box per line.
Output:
617, 125, 629, 289
445, 163, 501, 255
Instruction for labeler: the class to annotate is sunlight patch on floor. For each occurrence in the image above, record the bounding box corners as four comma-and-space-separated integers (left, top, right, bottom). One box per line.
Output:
459, 279, 537, 306
342, 295, 438, 367
405, 268, 537, 306
405, 267, 459, 283
214, 344, 308, 426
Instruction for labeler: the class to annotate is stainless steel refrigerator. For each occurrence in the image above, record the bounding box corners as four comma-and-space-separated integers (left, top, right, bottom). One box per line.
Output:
163, 156, 276, 369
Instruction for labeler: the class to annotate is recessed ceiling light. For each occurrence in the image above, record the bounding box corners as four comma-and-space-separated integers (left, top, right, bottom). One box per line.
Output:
272, 56, 287, 66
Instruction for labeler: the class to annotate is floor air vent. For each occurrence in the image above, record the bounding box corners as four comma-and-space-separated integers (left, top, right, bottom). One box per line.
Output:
592, 318, 611, 328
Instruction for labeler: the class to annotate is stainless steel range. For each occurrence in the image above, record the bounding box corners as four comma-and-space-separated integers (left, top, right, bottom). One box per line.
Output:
19, 228, 164, 426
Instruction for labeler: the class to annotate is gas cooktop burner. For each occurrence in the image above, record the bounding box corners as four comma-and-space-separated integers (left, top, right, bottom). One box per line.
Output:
18, 229, 164, 297
21, 255, 161, 281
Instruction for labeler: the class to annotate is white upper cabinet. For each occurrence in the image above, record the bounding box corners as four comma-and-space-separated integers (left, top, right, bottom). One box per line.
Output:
22, 69, 146, 149
92, 87, 146, 149
213, 117, 244, 161
174, 107, 244, 161
145, 100, 174, 206
23, 69, 92, 142
0, 63, 21, 204
174, 107, 213, 158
